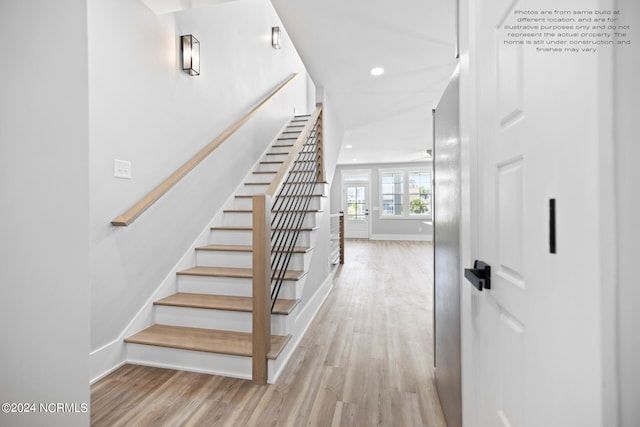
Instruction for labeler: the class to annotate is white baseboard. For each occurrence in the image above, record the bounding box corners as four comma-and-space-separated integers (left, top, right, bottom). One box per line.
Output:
90, 340, 127, 384
369, 233, 433, 241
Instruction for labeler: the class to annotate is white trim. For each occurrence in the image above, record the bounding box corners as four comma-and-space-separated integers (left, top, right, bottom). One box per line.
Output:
459, 0, 478, 425
369, 233, 432, 242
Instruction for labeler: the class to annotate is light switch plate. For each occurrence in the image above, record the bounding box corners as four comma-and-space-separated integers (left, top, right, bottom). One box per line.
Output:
114, 159, 132, 179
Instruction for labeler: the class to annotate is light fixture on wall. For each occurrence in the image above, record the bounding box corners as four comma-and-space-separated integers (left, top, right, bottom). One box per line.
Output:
181, 34, 200, 76
271, 26, 281, 49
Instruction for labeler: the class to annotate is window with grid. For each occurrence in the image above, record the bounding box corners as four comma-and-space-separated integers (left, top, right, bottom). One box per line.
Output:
346, 186, 366, 221
409, 171, 431, 215
380, 169, 431, 218
381, 172, 404, 216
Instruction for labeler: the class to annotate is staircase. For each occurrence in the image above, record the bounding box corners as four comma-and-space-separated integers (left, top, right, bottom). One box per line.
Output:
124, 112, 326, 382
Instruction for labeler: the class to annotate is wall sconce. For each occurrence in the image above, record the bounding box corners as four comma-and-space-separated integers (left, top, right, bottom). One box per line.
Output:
181, 34, 200, 76
271, 26, 281, 49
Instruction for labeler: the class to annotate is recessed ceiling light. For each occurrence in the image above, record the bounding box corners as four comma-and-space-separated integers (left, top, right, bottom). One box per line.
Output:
370, 67, 384, 76
345, 145, 353, 148
352, 158, 358, 162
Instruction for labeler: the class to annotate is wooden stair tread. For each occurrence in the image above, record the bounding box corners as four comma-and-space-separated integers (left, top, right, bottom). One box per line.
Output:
196, 244, 312, 254
154, 293, 299, 315
125, 324, 290, 359
177, 266, 306, 281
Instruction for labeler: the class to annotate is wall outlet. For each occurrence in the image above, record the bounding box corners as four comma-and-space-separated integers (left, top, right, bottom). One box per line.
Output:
114, 159, 132, 179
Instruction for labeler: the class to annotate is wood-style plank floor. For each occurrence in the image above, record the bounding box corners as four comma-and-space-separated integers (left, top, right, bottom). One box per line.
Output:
91, 240, 446, 427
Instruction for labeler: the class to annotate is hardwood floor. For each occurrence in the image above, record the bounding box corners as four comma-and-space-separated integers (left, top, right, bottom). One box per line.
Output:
91, 240, 446, 426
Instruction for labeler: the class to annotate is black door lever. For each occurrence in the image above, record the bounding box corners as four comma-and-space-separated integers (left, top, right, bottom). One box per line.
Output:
464, 260, 491, 291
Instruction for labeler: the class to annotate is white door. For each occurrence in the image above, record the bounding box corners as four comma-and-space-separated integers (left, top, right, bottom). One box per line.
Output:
468, 0, 613, 426
434, 68, 462, 427
343, 182, 369, 239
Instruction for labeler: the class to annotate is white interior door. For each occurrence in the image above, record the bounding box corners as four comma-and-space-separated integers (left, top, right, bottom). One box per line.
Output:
473, 3, 529, 425
433, 68, 462, 427
469, 0, 613, 426
343, 181, 369, 239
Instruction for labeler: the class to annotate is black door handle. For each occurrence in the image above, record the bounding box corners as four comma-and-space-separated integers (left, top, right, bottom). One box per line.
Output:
464, 260, 491, 291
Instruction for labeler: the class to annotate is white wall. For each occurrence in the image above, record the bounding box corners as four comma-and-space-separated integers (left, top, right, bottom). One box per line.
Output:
89, 0, 312, 358
0, 1, 90, 426
331, 162, 434, 239
615, 0, 640, 424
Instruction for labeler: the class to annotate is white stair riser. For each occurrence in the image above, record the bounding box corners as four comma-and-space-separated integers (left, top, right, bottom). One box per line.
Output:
127, 344, 252, 380
154, 305, 290, 335
238, 184, 271, 195
238, 179, 319, 195
209, 229, 314, 246
233, 196, 322, 211
196, 250, 308, 270
223, 212, 317, 228
127, 345, 285, 383
177, 275, 300, 299
254, 162, 283, 172
209, 229, 253, 245
269, 146, 292, 154
264, 152, 289, 161
249, 173, 276, 183
272, 195, 323, 211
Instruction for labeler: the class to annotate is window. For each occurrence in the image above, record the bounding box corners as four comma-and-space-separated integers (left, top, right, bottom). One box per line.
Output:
380, 169, 431, 218
346, 186, 366, 221
409, 171, 431, 215
381, 172, 404, 215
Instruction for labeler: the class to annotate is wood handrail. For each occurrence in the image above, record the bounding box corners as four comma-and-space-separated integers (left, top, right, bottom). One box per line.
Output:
111, 73, 300, 226
265, 105, 323, 197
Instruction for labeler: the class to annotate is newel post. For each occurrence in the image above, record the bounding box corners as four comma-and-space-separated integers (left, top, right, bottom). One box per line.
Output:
252, 193, 271, 385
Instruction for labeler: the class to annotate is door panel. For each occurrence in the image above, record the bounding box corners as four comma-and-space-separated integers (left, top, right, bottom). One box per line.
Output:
433, 67, 462, 427
476, 0, 527, 425
470, 0, 613, 425
343, 182, 369, 239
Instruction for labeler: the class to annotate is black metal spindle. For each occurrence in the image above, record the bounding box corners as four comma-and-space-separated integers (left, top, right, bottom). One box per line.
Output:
269, 118, 321, 310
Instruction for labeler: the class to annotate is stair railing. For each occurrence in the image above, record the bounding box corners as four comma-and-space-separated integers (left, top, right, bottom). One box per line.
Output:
251, 104, 323, 385
111, 73, 299, 227
329, 211, 345, 265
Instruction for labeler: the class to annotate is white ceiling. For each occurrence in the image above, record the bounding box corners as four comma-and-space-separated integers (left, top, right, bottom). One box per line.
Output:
271, 0, 458, 165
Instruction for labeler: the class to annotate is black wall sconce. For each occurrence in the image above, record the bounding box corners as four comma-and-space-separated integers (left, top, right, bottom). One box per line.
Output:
271, 26, 281, 49
181, 34, 200, 76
